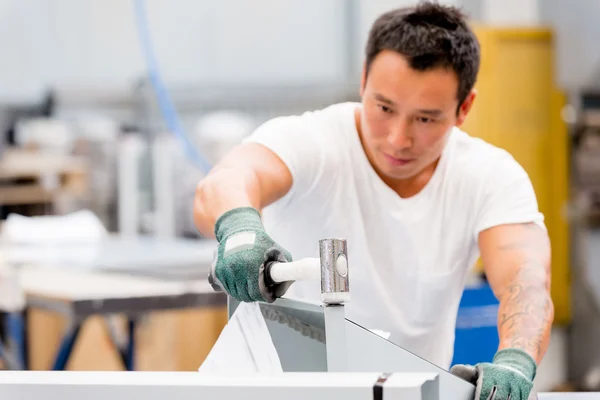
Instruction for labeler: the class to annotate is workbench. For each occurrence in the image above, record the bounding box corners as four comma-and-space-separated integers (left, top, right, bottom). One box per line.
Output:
0, 236, 225, 371
21, 266, 225, 370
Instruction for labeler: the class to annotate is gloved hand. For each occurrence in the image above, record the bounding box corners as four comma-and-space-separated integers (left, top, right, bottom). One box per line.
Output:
450, 348, 538, 400
214, 207, 293, 303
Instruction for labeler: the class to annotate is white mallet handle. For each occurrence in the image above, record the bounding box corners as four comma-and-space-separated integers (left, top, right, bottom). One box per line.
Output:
269, 258, 321, 283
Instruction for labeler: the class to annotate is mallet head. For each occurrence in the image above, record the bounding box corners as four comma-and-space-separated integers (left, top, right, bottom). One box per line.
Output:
319, 238, 350, 304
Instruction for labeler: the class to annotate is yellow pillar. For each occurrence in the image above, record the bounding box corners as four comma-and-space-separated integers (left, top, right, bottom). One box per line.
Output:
462, 26, 571, 324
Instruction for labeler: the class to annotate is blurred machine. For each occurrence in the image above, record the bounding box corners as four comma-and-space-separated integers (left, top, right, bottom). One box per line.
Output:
0, 91, 60, 217
572, 90, 600, 225
565, 88, 600, 391
0, 91, 56, 150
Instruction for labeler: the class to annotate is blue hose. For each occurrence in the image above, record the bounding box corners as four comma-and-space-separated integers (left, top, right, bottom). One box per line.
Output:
132, 0, 212, 173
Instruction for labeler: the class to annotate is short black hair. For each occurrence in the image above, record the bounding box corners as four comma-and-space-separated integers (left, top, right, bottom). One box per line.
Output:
364, 1, 480, 109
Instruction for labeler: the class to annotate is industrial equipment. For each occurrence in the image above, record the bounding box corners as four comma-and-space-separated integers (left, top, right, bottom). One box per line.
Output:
0, 234, 590, 399
210, 237, 474, 399
0, 371, 440, 400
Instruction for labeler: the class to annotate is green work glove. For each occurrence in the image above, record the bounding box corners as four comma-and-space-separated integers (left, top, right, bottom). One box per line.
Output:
450, 348, 537, 400
213, 207, 293, 303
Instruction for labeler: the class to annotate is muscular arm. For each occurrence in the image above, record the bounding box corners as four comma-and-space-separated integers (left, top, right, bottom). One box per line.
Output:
193, 143, 292, 238
479, 223, 554, 364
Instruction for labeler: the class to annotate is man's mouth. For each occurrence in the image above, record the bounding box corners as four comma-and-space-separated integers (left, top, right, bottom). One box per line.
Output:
382, 153, 414, 166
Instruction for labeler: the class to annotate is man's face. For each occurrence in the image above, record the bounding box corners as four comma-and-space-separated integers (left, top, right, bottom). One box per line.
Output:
359, 50, 474, 183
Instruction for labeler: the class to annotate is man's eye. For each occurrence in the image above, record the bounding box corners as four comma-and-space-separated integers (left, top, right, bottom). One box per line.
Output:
416, 116, 433, 123
378, 104, 393, 114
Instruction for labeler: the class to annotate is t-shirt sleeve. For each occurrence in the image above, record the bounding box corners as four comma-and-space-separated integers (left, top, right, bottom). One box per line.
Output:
473, 153, 546, 241
242, 113, 326, 200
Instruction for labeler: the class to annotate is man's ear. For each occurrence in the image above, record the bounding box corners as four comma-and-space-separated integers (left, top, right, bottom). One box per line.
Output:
360, 63, 367, 98
456, 89, 477, 126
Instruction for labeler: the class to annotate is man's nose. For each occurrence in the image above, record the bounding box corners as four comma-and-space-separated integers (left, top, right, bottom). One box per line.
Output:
387, 121, 412, 149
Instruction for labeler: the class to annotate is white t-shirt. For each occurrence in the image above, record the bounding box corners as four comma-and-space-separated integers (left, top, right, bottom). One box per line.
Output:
244, 102, 545, 369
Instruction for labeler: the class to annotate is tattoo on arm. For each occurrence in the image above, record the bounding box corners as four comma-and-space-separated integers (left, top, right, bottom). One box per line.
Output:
497, 261, 554, 361
495, 224, 554, 363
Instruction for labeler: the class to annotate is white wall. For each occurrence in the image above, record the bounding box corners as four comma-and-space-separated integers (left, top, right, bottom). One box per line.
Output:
0, 0, 347, 102
2, 0, 600, 101
540, 0, 600, 91
462, 0, 600, 91
480, 0, 541, 26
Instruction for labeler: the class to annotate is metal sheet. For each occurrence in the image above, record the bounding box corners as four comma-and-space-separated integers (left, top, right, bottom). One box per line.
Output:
324, 305, 347, 372
264, 313, 327, 372
260, 299, 327, 372
0, 371, 438, 400
92, 237, 217, 280
259, 298, 475, 400
343, 319, 474, 400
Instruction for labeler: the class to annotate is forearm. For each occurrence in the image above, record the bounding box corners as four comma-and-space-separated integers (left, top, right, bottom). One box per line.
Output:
497, 263, 554, 364
193, 167, 262, 238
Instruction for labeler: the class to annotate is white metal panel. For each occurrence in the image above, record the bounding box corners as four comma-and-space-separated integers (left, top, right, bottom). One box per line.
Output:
0, 371, 435, 400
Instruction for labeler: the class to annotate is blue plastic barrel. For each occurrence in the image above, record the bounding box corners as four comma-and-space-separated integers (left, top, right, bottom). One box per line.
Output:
451, 281, 499, 366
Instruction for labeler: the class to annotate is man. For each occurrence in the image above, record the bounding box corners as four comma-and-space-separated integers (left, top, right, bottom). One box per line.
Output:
194, 3, 553, 400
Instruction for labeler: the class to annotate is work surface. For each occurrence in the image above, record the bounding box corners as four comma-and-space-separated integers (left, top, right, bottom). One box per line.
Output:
0, 236, 223, 313
2, 235, 218, 279
19, 265, 226, 317
20, 266, 214, 301
0, 371, 439, 400
20, 236, 223, 312
0, 371, 592, 400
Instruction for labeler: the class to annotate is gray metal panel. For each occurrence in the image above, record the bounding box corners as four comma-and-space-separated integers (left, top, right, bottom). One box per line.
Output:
422, 375, 439, 400
260, 299, 327, 372
324, 305, 348, 372
259, 299, 475, 400
343, 320, 474, 400
264, 315, 327, 372
388, 373, 440, 400
228, 297, 240, 319
263, 298, 327, 328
